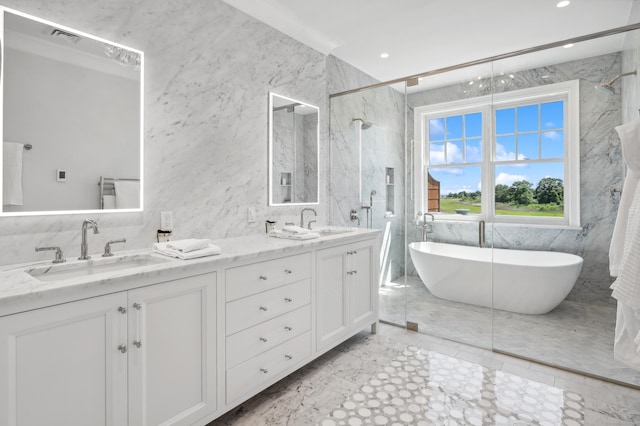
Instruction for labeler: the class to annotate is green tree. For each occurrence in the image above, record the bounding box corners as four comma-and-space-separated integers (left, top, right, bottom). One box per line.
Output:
535, 177, 564, 205
509, 180, 534, 205
495, 184, 510, 203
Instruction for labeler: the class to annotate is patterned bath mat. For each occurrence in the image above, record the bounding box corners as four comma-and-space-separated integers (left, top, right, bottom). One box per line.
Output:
320, 346, 584, 425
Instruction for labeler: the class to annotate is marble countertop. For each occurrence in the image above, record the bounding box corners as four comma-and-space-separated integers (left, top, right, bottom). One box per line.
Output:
0, 227, 380, 316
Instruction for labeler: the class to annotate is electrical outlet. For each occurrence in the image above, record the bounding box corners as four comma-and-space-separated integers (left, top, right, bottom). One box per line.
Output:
160, 211, 173, 231
247, 207, 256, 223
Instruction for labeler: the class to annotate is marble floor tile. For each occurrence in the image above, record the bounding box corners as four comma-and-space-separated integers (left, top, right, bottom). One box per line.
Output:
210, 323, 640, 425
379, 275, 640, 387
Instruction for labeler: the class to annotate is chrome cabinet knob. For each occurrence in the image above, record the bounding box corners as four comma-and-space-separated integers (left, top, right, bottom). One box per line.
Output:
118, 306, 127, 314
132, 340, 142, 348
285, 354, 293, 360
260, 368, 268, 374
259, 275, 268, 280
117, 344, 127, 353
132, 303, 142, 310
284, 269, 292, 274
284, 326, 292, 331
259, 337, 268, 342
259, 306, 268, 311
284, 297, 292, 303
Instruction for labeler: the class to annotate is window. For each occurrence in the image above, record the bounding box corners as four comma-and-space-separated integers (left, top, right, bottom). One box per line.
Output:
414, 80, 579, 227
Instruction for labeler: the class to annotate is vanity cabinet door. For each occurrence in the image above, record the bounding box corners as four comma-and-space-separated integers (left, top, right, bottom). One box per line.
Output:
127, 272, 217, 426
0, 293, 128, 426
316, 239, 378, 352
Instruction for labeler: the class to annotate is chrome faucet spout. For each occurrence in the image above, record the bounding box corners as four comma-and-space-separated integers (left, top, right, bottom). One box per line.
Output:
423, 212, 435, 222
478, 220, 486, 248
300, 208, 317, 228
79, 219, 100, 260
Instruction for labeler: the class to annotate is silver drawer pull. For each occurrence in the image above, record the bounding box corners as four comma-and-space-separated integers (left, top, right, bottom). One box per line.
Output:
347, 250, 358, 255
133, 340, 142, 348
347, 270, 358, 275
259, 306, 268, 311
117, 344, 127, 353
284, 326, 292, 331
284, 269, 292, 274
285, 354, 292, 360
118, 306, 127, 314
259, 337, 268, 342
259, 275, 268, 280
260, 368, 268, 374
284, 297, 292, 303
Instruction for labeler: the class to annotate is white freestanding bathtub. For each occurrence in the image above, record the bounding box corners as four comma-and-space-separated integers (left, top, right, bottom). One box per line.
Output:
408, 241, 583, 315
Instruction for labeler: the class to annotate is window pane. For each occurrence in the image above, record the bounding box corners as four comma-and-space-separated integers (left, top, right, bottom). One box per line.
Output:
429, 142, 445, 165
429, 118, 444, 141
495, 163, 564, 217
465, 112, 482, 137
541, 130, 564, 158
448, 141, 464, 164
495, 135, 516, 161
541, 101, 564, 129
517, 105, 539, 132
446, 115, 463, 139
496, 108, 515, 134
518, 133, 538, 160
429, 166, 482, 215
466, 138, 482, 163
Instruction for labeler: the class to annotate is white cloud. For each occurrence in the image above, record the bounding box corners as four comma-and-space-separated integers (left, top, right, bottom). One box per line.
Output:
542, 131, 561, 141
430, 168, 464, 176
496, 172, 527, 186
430, 142, 463, 164
495, 143, 516, 161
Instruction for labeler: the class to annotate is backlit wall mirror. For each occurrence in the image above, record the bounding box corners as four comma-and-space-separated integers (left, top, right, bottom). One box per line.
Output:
268, 92, 319, 206
1, 7, 144, 215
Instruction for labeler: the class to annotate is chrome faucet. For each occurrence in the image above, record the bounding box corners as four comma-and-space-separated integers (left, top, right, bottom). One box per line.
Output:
79, 219, 100, 260
423, 212, 435, 223
416, 211, 435, 242
300, 208, 317, 228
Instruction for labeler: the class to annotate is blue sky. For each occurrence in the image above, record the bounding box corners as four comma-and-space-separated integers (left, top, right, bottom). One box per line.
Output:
428, 101, 564, 195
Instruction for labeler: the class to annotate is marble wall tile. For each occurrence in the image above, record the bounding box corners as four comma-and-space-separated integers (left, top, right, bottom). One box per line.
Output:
0, 0, 329, 265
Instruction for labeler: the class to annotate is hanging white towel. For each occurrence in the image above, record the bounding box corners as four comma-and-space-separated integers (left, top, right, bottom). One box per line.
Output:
610, 117, 640, 370
114, 180, 140, 209
610, 118, 640, 276
102, 195, 116, 209
2, 142, 24, 206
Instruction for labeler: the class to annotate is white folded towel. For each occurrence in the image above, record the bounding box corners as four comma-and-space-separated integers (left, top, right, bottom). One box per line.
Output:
114, 180, 140, 209
153, 242, 221, 259
2, 142, 24, 206
167, 238, 211, 253
269, 230, 319, 240
281, 225, 311, 234
102, 195, 116, 209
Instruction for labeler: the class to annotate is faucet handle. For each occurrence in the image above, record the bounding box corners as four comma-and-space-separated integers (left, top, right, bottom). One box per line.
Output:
103, 238, 126, 257
35, 246, 65, 264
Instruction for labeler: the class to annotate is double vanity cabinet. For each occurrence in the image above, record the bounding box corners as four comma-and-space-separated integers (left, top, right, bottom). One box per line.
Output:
0, 229, 379, 426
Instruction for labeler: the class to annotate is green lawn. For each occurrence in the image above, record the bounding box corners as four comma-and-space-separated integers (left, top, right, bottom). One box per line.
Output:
439, 198, 563, 217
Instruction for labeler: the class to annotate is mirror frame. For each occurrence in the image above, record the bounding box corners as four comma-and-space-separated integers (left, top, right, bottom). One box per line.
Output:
0, 6, 144, 216
268, 92, 320, 206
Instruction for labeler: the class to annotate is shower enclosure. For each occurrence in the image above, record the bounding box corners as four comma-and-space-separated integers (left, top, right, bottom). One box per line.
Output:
329, 23, 640, 388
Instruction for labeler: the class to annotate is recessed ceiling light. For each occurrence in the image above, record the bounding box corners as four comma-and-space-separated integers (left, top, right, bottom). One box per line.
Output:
563, 43, 574, 48
380, 52, 389, 59
557, 1, 570, 7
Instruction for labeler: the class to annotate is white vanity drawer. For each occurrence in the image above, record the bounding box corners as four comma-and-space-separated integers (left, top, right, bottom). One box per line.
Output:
226, 304, 311, 369
225, 253, 311, 302
226, 279, 310, 335
226, 331, 311, 404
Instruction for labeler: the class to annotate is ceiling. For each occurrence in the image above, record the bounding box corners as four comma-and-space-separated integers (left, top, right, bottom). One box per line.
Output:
222, 0, 636, 88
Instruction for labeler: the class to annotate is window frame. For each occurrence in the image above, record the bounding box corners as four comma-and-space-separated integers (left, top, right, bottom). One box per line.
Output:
413, 80, 580, 227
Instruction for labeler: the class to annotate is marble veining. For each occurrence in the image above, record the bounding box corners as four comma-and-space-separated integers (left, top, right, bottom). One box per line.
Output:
0, 0, 330, 266
0, 228, 378, 316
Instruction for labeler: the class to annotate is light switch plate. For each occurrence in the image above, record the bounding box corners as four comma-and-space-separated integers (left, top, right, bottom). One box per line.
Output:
247, 207, 256, 223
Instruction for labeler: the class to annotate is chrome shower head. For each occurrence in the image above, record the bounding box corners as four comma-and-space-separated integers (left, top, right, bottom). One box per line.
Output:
352, 118, 373, 129
595, 70, 637, 95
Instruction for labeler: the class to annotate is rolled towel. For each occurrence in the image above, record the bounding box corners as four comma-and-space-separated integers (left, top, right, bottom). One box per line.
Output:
281, 225, 311, 234
167, 238, 211, 253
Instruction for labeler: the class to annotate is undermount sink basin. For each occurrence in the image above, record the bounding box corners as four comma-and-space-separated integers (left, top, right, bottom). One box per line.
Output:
27, 254, 171, 282
314, 227, 355, 236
